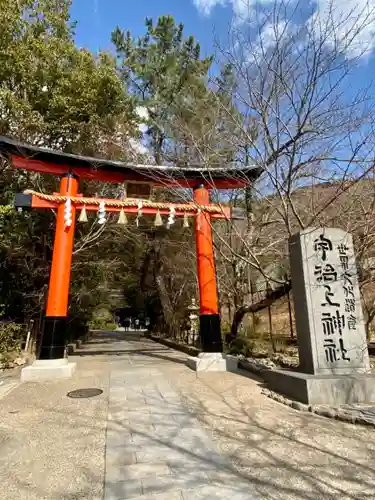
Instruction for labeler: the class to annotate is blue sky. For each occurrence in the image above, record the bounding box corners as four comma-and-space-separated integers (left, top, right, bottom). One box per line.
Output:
68, 0, 375, 171
70, 0, 230, 57
70, 0, 375, 81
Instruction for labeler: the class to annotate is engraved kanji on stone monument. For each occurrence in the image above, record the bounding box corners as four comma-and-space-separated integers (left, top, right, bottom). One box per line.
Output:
289, 228, 370, 375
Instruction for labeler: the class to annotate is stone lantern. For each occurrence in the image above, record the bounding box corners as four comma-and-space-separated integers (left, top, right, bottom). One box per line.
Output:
187, 298, 199, 346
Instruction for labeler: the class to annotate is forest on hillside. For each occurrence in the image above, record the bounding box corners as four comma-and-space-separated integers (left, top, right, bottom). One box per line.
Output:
2, 0, 375, 359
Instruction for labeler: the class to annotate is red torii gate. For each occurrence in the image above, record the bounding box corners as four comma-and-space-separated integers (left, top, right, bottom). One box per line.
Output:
0, 136, 260, 379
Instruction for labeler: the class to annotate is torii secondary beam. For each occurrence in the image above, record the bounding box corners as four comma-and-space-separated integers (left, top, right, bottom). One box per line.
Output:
14, 191, 232, 219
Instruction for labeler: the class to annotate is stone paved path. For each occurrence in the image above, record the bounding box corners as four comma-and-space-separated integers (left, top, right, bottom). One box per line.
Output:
1, 330, 375, 499
104, 336, 261, 499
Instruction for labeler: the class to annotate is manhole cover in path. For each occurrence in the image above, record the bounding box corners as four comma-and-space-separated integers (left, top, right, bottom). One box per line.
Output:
67, 388, 103, 399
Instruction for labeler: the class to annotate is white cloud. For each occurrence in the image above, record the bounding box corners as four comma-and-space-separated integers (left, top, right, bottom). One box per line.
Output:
135, 106, 149, 121
129, 137, 148, 155
138, 123, 148, 134
193, 0, 226, 16
193, 0, 272, 19
310, 0, 375, 59
232, 0, 254, 19
135, 105, 149, 134
129, 106, 151, 156
193, 0, 254, 18
247, 21, 287, 62
193, 0, 375, 60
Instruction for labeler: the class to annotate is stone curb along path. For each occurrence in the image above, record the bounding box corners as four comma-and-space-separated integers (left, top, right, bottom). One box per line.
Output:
261, 388, 375, 427
237, 357, 375, 428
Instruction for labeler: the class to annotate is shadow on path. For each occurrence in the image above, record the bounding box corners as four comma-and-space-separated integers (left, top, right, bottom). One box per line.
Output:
71, 330, 188, 366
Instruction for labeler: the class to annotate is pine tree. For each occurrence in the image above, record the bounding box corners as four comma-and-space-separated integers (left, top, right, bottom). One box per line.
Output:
112, 15, 213, 165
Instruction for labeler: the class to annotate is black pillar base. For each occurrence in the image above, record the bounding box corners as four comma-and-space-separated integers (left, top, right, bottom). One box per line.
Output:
38, 316, 67, 360
199, 314, 222, 352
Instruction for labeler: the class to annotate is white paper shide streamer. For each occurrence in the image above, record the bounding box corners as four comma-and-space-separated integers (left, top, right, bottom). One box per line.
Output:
97, 200, 106, 225
64, 197, 72, 227
136, 200, 143, 227
167, 206, 175, 229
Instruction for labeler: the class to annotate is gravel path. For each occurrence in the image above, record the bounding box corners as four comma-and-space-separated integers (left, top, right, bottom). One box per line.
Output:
0, 355, 109, 500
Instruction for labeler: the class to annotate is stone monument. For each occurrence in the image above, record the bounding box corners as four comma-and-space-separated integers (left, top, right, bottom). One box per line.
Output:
264, 227, 375, 405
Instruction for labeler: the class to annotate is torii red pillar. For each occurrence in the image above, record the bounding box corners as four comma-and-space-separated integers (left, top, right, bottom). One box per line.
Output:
194, 185, 222, 352
39, 173, 78, 359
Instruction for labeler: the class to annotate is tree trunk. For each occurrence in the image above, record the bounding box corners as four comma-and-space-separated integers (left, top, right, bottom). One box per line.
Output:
155, 272, 176, 335
152, 238, 177, 337
228, 280, 292, 343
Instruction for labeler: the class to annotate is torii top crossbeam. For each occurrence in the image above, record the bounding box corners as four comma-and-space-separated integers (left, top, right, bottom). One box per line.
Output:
0, 135, 261, 189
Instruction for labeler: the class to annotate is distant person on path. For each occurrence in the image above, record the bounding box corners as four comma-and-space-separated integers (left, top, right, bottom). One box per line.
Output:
135, 318, 140, 330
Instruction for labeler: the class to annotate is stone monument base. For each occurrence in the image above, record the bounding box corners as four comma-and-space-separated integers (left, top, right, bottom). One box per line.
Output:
264, 369, 375, 406
186, 352, 238, 373
21, 358, 76, 382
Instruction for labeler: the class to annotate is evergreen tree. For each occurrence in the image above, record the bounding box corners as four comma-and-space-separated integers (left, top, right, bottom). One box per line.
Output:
112, 15, 213, 165
0, 0, 137, 326
0, 0, 135, 154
